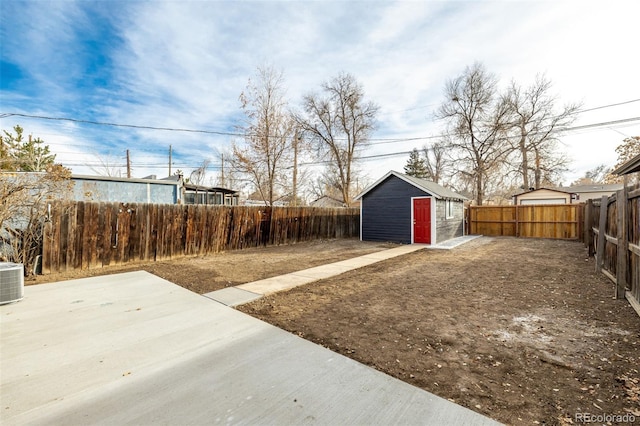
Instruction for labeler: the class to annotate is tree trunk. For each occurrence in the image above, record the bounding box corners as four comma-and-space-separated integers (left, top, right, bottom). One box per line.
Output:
519, 128, 529, 190
534, 149, 542, 189
476, 172, 484, 206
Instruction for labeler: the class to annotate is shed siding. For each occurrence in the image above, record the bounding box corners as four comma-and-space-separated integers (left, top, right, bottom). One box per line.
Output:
435, 199, 464, 243
362, 175, 431, 243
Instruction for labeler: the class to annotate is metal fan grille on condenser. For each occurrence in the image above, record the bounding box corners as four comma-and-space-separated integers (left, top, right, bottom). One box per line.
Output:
0, 262, 24, 305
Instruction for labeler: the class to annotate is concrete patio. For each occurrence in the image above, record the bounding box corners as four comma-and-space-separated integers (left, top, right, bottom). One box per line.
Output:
1, 269, 498, 425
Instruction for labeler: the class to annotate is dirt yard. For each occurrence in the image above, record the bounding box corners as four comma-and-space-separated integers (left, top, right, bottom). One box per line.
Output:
28, 238, 396, 293
236, 237, 640, 425
31, 237, 639, 425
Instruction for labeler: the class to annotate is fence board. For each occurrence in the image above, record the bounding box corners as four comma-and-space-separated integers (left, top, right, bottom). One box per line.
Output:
585, 183, 640, 316
468, 204, 582, 239
596, 196, 609, 273
42, 202, 359, 274
73, 202, 83, 270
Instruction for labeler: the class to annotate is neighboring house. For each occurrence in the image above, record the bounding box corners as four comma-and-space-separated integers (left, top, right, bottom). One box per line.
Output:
73, 174, 239, 205
183, 183, 239, 205
355, 170, 467, 245
309, 195, 360, 208
160, 175, 239, 205
513, 188, 576, 205
557, 183, 623, 201
72, 175, 181, 204
310, 195, 344, 208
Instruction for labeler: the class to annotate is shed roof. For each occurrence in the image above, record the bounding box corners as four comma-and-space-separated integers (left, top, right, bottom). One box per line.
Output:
513, 187, 575, 198
355, 171, 467, 200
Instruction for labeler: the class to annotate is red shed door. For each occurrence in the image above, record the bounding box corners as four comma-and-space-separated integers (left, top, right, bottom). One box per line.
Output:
413, 198, 431, 244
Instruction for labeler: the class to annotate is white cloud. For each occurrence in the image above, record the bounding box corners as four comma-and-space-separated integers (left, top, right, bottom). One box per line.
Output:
2, 0, 638, 186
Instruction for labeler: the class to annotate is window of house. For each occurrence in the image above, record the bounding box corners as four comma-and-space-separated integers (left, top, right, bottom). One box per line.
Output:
445, 200, 455, 219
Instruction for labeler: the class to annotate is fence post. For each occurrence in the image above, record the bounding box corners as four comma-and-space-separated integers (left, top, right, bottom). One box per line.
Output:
616, 185, 629, 299
582, 200, 591, 248
584, 200, 592, 251
595, 195, 608, 273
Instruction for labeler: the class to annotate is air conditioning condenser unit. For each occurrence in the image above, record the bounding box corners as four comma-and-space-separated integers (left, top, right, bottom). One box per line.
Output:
0, 262, 24, 305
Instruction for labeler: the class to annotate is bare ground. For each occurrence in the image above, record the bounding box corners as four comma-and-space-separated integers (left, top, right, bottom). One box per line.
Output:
237, 237, 640, 425
27, 238, 396, 293
30, 237, 640, 425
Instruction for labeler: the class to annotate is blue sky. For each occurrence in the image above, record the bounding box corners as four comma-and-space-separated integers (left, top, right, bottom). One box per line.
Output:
1, 0, 639, 189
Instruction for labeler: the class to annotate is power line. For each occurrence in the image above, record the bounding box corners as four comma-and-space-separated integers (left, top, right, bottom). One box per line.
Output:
576, 98, 640, 114
3, 97, 639, 142
560, 117, 640, 132
0, 113, 244, 137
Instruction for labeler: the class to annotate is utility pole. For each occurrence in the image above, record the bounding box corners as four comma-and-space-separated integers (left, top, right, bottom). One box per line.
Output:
221, 153, 225, 187
126, 149, 131, 178
292, 130, 299, 207
168, 145, 172, 177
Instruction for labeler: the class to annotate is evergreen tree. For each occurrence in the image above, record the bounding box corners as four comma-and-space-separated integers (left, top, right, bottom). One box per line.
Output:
1, 125, 56, 171
404, 148, 428, 178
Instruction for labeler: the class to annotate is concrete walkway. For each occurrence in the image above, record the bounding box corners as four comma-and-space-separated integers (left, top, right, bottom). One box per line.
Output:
1, 268, 499, 425
205, 235, 481, 307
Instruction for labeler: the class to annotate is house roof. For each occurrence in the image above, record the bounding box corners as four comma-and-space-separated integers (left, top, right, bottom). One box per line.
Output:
71, 174, 180, 186
183, 183, 238, 194
160, 175, 237, 193
71, 174, 238, 193
612, 152, 640, 176
557, 183, 623, 193
355, 171, 467, 201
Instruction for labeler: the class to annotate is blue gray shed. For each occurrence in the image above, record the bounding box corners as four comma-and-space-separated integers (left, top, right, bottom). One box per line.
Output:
355, 171, 467, 245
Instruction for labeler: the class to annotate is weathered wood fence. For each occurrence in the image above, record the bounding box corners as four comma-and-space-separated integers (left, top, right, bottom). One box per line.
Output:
584, 184, 640, 316
467, 204, 583, 239
42, 201, 360, 274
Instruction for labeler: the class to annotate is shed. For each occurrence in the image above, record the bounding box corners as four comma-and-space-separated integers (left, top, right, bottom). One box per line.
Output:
513, 188, 576, 205
355, 171, 466, 244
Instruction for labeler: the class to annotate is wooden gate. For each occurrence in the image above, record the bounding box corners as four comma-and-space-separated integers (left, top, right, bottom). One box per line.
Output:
468, 204, 583, 239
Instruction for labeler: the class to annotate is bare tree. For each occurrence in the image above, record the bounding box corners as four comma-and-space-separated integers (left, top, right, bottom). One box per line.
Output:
529, 142, 570, 187
189, 159, 211, 186
422, 140, 450, 184
572, 164, 610, 185
505, 75, 580, 189
231, 66, 294, 206
210, 149, 239, 190
1, 126, 72, 275
436, 63, 512, 205
297, 72, 379, 205
89, 152, 125, 177
605, 136, 640, 184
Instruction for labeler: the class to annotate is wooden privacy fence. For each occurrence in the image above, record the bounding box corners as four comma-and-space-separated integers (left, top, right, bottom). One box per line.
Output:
467, 204, 583, 239
585, 184, 640, 316
42, 201, 360, 274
